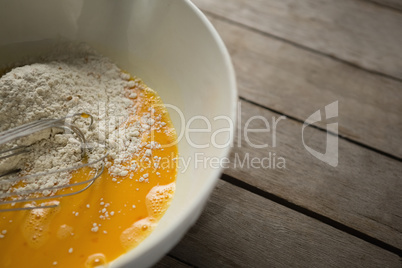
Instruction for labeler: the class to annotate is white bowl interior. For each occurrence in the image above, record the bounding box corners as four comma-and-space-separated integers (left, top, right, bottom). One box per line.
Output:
0, 0, 237, 267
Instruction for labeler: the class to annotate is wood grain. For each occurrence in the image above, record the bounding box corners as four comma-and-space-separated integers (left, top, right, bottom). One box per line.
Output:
205, 15, 402, 159
170, 180, 401, 267
368, 0, 402, 11
153, 255, 192, 268
223, 100, 402, 249
193, 0, 402, 80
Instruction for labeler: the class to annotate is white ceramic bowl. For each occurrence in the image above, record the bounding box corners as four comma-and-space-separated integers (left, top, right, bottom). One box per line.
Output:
0, 0, 237, 267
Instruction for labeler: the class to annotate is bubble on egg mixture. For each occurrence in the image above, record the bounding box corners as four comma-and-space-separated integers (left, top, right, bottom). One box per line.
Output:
22, 201, 60, 248
145, 183, 175, 219
57, 224, 74, 239
85, 253, 107, 268
119, 183, 175, 249
120, 218, 156, 249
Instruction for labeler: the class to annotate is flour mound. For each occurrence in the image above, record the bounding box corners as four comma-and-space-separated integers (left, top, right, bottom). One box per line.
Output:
0, 44, 144, 197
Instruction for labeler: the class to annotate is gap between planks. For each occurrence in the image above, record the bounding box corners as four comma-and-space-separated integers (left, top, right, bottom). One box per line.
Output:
202, 10, 402, 84
220, 173, 402, 257
204, 13, 402, 159
153, 254, 195, 268
169, 180, 401, 267
363, 0, 402, 11
224, 100, 402, 249
239, 96, 402, 163
192, 0, 402, 80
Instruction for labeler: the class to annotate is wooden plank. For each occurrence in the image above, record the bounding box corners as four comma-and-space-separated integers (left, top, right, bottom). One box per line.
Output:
223, 100, 402, 249
170, 180, 401, 267
193, 0, 402, 80
206, 15, 402, 159
153, 255, 192, 268
368, 0, 402, 11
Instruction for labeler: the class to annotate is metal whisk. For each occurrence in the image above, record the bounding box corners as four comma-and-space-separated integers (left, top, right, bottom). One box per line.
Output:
0, 114, 107, 212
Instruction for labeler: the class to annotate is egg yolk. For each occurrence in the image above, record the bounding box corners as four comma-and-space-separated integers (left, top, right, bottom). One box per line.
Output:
0, 83, 178, 267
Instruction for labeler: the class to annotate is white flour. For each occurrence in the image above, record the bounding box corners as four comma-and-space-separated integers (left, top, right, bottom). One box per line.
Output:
0, 44, 154, 198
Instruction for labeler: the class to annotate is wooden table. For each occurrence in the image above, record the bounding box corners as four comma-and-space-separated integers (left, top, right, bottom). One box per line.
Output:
155, 0, 402, 267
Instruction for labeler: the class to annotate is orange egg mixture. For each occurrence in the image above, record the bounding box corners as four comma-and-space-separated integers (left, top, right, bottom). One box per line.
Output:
0, 83, 178, 267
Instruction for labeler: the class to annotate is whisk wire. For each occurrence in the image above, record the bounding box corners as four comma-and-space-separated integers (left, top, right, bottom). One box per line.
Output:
0, 113, 107, 212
